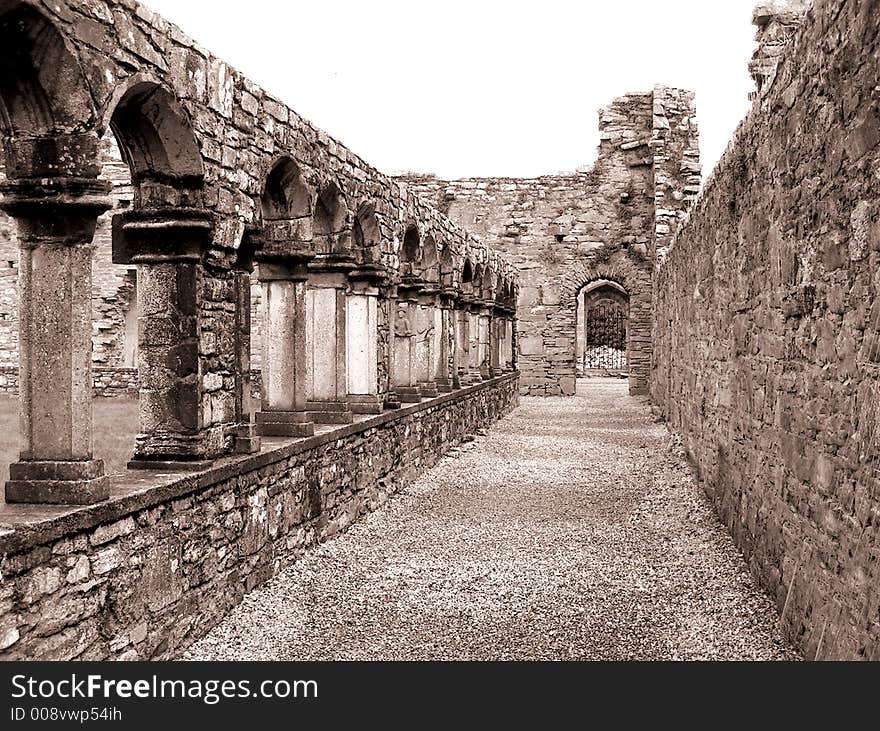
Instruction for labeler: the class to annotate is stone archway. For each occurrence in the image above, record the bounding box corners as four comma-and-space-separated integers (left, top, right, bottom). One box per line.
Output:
559, 251, 652, 396
576, 279, 630, 375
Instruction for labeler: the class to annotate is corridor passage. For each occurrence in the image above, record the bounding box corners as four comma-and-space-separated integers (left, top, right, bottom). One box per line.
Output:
186, 379, 798, 661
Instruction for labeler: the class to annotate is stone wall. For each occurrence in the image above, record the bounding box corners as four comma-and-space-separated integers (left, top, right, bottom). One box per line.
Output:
0, 374, 519, 659
652, 0, 880, 660
0, 367, 138, 397
399, 86, 699, 396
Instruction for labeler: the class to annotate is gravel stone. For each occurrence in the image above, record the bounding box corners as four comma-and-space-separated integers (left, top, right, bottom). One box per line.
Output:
185, 379, 800, 661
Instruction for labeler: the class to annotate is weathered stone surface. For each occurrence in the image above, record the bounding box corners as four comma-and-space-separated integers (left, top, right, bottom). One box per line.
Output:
652, 0, 880, 661
0, 376, 518, 660
398, 86, 699, 396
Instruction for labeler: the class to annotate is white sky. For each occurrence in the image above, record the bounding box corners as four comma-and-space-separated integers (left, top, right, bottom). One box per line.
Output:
142, 0, 759, 180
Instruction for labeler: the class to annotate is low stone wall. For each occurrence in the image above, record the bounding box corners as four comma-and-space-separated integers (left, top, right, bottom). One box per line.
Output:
0, 374, 519, 660
0, 367, 139, 398
652, 0, 880, 660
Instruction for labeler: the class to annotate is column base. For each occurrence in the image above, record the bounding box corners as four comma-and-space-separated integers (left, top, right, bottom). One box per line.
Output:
233, 423, 263, 454
6, 460, 110, 505
458, 373, 479, 386
348, 395, 384, 415
435, 378, 454, 393
396, 386, 423, 403
490, 368, 503, 378
305, 401, 354, 424
419, 382, 439, 398
255, 410, 316, 437
383, 393, 402, 410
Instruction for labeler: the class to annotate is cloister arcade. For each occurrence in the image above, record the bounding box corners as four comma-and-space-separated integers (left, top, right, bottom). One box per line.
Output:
0, 0, 518, 506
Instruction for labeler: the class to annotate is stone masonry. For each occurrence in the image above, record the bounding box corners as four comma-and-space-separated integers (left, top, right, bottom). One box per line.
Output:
653, 0, 880, 660
400, 86, 700, 396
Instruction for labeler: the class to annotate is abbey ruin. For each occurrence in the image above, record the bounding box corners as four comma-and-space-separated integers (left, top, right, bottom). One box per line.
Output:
0, 0, 878, 662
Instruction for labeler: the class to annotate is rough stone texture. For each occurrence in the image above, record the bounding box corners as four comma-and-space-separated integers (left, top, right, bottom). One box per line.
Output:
399, 86, 699, 397
652, 0, 880, 660
749, 0, 812, 96
0, 375, 518, 660
0, 135, 136, 370
186, 380, 797, 661
0, 367, 137, 397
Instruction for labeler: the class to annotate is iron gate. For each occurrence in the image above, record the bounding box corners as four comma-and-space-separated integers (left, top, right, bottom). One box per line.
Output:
585, 304, 628, 370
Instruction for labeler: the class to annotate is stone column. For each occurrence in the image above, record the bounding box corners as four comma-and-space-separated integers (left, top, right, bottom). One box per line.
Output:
1, 178, 112, 504
305, 256, 354, 424
253, 253, 315, 437
455, 300, 474, 386
380, 283, 401, 409
466, 301, 482, 383
231, 237, 261, 454
435, 289, 457, 392
477, 302, 493, 380
503, 315, 514, 371
113, 209, 223, 469
394, 283, 422, 403
346, 265, 385, 414
490, 306, 503, 377
416, 287, 439, 398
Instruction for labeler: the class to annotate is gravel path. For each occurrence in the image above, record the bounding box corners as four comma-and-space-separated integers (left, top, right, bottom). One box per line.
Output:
185, 379, 799, 661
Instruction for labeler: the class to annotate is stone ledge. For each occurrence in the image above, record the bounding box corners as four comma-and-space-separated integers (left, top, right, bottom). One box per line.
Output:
0, 373, 519, 555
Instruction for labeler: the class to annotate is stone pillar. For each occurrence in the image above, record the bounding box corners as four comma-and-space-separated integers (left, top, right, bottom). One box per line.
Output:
346, 265, 385, 414
503, 316, 514, 371
436, 289, 457, 392
466, 301, 482, 382
1, 178, 112, 504
380, 284, 401, 409
478, 304, 492, 380
113, 208, 224, 470
305, 256, 353, 424
455, 300, 475, 386
253, 254, 315, 437
490, 306, 503, 377
394, 283, 422, 403
231, 239, 261, 454
416, 287, 439, 398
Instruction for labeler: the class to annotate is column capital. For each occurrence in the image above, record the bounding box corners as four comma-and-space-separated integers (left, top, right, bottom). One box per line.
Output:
0, 177, 113, 246
112, 207, 214, 265
348, 263, 388, 286
309, 252, 358, 274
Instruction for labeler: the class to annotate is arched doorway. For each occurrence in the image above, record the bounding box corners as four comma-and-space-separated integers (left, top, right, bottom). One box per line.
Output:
575, 279, 629, 377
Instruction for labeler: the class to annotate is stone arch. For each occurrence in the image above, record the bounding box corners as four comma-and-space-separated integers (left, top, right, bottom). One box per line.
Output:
558, 252, 652, 395
108, 80, 204, 208
313, 181, 351, 255
0, 2, 100, 176
461, 257, 474, 295
400, 223, 420, 277
261, 156, 312, 221
353, 202, 383, 265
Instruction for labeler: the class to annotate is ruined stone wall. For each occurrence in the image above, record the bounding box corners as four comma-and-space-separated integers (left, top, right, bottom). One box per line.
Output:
652, 0, 880, 660
400, 86, 699, 396
0, 374, 519, 659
